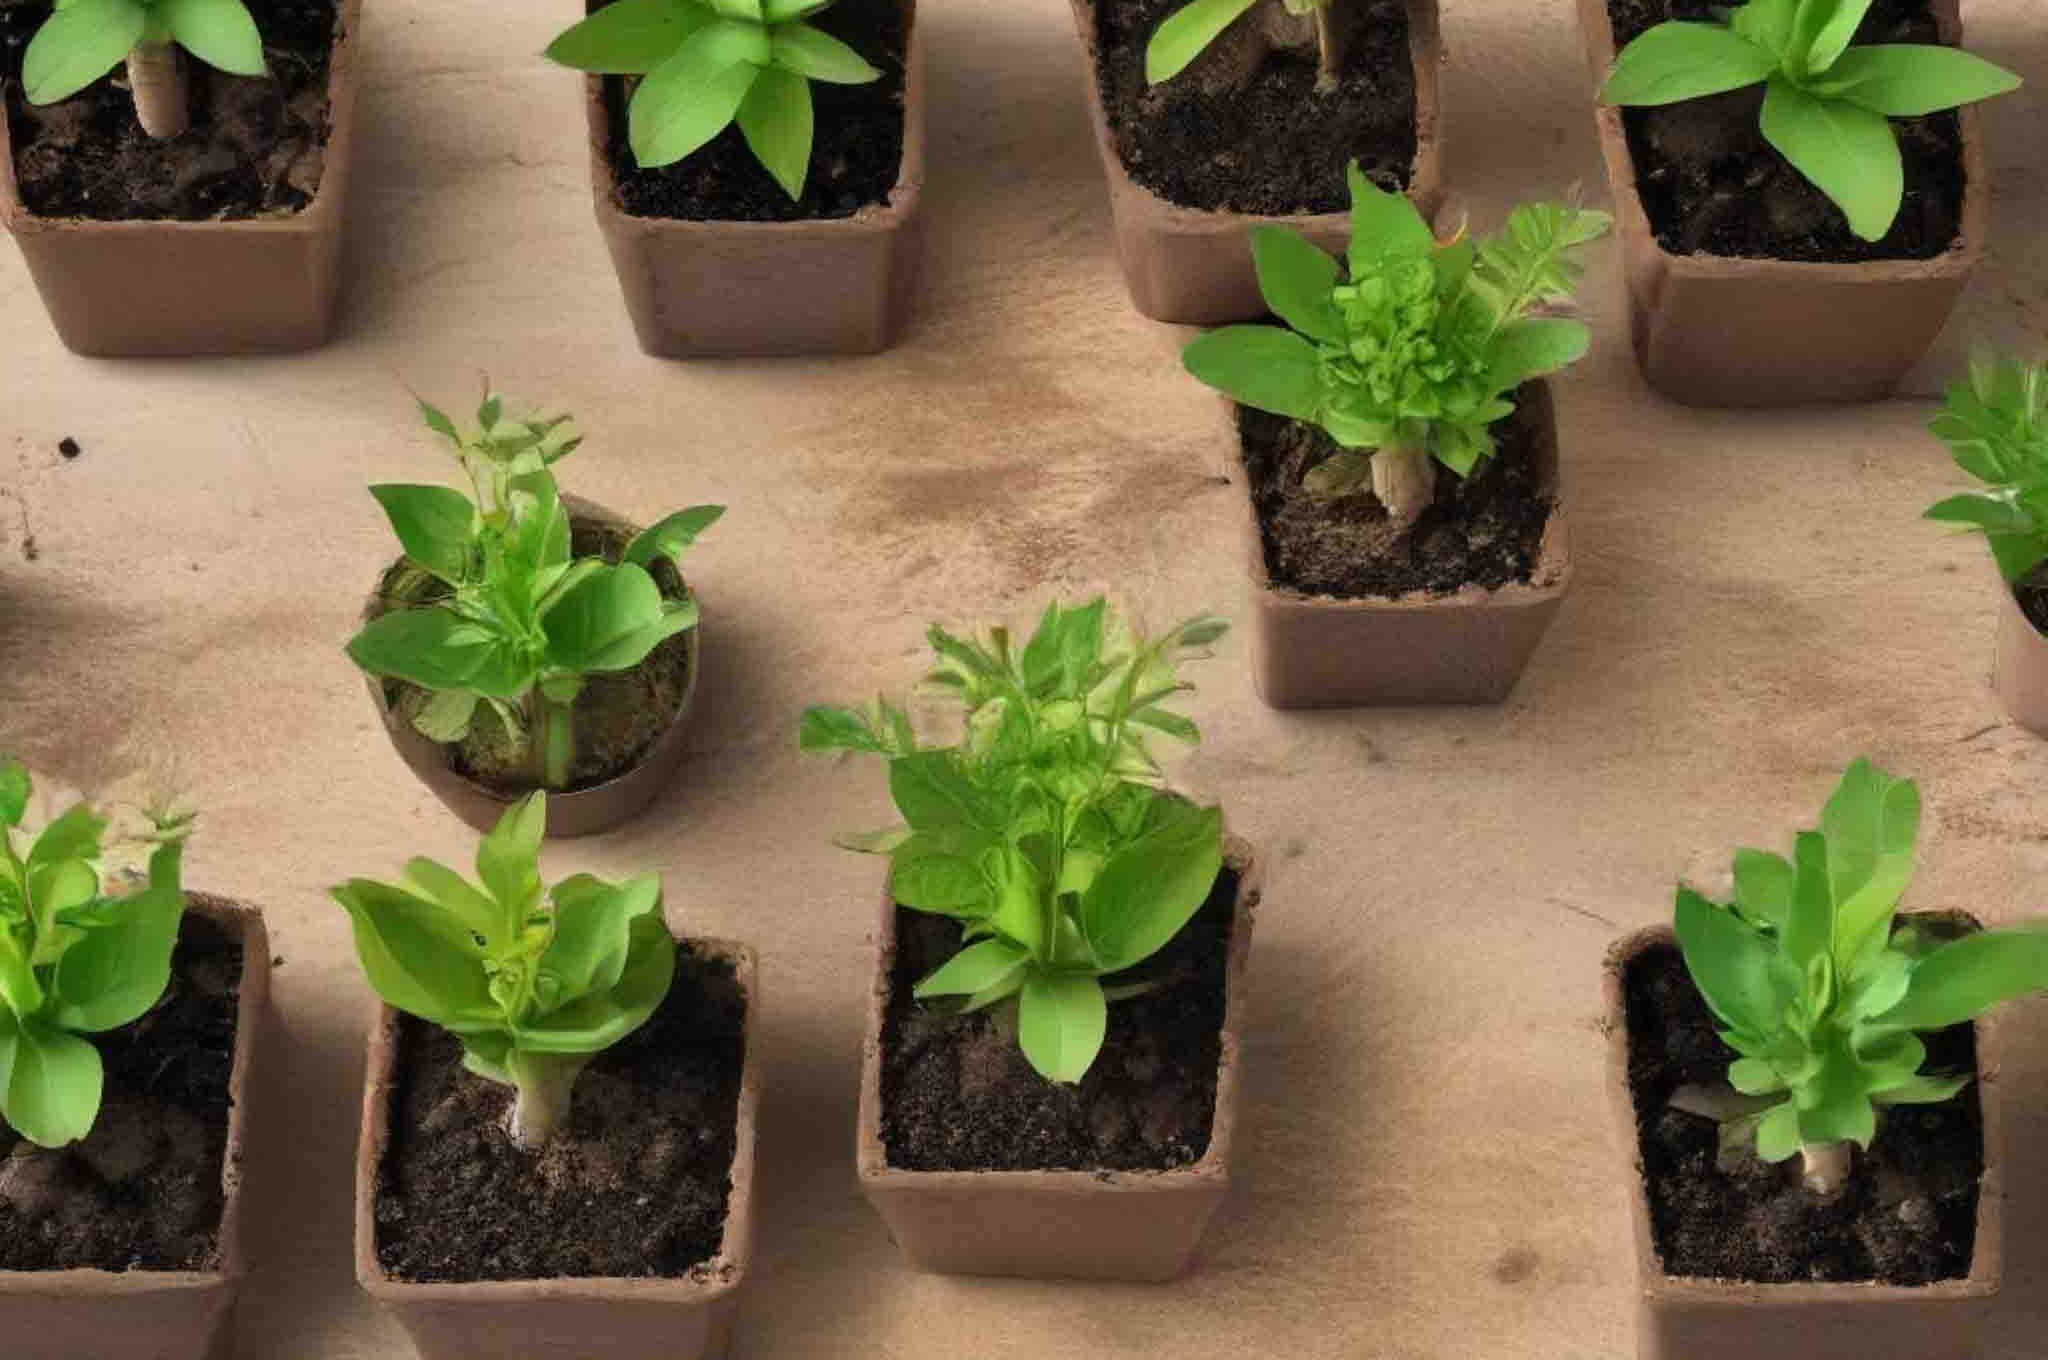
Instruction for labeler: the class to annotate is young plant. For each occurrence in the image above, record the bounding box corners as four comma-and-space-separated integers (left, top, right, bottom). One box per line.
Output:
802, 601, 1230, 1085
544, 0, 883, 200
1600, 0, 2020, 242
334, 792, 678, 1149
1672, 759, 2048, 1197
23, 0, 268, 140
345, 389, 722, 792
1147, 0, 1341, 93
1184, 164, 1609, 526
0, 761, 194, 1149
1924, 351, 2048, 588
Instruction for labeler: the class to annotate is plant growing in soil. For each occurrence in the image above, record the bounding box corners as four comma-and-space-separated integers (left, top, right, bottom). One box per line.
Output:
544, 0, 883, 200
345, 389, 721, 792
802, 600, 1229, 1083
1671, 758, 2048, 1197
22, 0, 268, 140
1925, 351, 2048, 589
1599, 0, 2020, 242
1147, 0, 1341, 93
334, 792, 677, 1150
1183, 164, 1608, 527
0, 760, 194, 1148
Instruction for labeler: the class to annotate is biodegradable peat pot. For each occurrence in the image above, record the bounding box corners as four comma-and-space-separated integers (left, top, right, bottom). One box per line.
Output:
857, 837, 1260, 1281
355, 941, 758, 1360
1993, 582, 2048, 737
1238, 382, 1569, 708
0, 896, 270, 1360
361, 496, 702, 840
1070, 0, 1444, 324
584, 0, 925, 357
1576, 0, 1985, 407
1604, 925, 2003, 1360
0, 0, 362, 357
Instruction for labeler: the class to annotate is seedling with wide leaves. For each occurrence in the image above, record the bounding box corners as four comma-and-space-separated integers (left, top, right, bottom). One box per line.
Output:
1924, 352, 2048, 589
802, 600, 1230, 1085
23, 0, 268, 140
1148, 0, 1341, 92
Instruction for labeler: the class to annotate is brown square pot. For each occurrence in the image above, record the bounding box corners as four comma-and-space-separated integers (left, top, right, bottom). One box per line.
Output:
1993, 582, 2048, 737
1236, 382, 1570, 708
0, 895, 271, 1360
584, 0, 925, 359
353, 941, 759, 1360
1574, 0, 1986, 408
0, 0, 362, 358
1603, 925, 2004, 1360
1069, 0, 1444, 325
857, 837, 1260, 1282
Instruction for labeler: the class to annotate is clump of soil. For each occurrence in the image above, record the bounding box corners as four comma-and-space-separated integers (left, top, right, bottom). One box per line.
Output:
1608, 0, 1963, 263
376, 946, 747, 1283
880, 868, 1242, 1173
598, 0, 906, 223
1238, 389, 1555, 599
0, 0, 342, 221
1624, 936, 1983, 1284
2016, 567, 2048, 636
0, 910, 242, 1273
1094, 0, 1418, 213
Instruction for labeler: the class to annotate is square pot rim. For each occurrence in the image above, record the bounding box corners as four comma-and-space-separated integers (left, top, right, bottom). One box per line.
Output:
856, 835, 1261, 1193
0, 0, 363, 238
0, 893, 269, 1298
1602, 921, 2005, 1304
353, 937, 761, 1306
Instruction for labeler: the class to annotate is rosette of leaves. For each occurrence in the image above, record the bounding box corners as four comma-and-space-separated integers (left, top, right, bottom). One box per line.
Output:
1924, 352, 2048, 588
0, 760, 194, 1149
801, 600, 1230, 1084
334, 793, 678, 1149
1672, 759, 2048, 1196
345, 390, 722, 791
1184, 164, 1609, 527
1147, 0, 1340, 92
545, 0, 883, 199
1600, 0, 2020, 242
23, 0, 268, 140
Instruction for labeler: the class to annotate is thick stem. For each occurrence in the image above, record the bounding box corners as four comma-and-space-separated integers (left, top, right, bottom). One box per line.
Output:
1800, 1141, 1853, 1198
505, 1053, 583, 1151
528, 694, 575, 790
126, 42, 188, 140
1371, 446, 1438, 527
1312, 1, 1343, 93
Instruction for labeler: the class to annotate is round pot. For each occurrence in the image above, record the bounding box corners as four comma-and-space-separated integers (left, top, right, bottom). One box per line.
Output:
1994, 582, 2048, 737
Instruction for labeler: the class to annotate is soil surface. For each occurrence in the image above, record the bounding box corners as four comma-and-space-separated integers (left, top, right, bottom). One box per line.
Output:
1239, 389, 1555, 599
879, 867, 1240, 1172
378, 515, 696, 796
1608, 0, 1964, 263
0, 0, 341, 221
2017, 566, 2048, 636
375, 945, 747, 1282
0, 910, 242, 1273
1094, 0, 1417, 213
1623, 933, 1983, 1284
598, 0, 907, 222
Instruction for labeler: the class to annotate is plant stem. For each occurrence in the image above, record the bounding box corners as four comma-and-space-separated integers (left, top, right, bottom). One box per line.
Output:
1312, 0, 1342, 93
1800, 1141, 1853, 1198
126, 42, 188, 140
505, 1052, 583, 1151
529, 694, 576, 790
1371, 445, 1437, 527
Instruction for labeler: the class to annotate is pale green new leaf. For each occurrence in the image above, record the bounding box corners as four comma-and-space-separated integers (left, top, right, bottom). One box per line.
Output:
1250, 227, 1344, 346
1018, 971, 1108, 1084
0, 1019, 103, 1148
1346, 162, 1434, 270
915, 937, 1029, 1000
371, 484, 476, 585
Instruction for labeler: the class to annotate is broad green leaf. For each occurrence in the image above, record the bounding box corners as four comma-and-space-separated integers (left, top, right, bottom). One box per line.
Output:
347, 608, 513, 693
1755, 1099, 1801, 1162
1600, 21, 1778, 106
1346, 162, 1435, 269
1485, 317, 1590, 392
1821, 760, 1920, 969
1798, 1032, 1878, 1146
542, 873, 661, 1000
28, 803, 108, 876
572, 597, 699, 674
987, 847, 1046, 958
1728, 1057, 1788, 1094
476, 794, 546, 918
1760, 76, 1902, 242
1818, 44, 2022, 117
371, 485, 476, 585
769, 22, 882, 84
518, 914, 675, 1050
1080, 803, 1223, 973
738, 65, 813, 199
541, 564, 667, 671
1730, 0, 1799, 59
1783, 831, 1833, 970
1182, 326, 1324, 423
412, 689, 480, 744
23, 0, 146, 105
888, 752, 992, 833
1143, 0, 1260, 83
460, 1031, 513, 1084
334, 880, 497, 1029
1797, 0, 1877, 76
622, 505, 725, 568
1249, 227, 1344, 345
1018, 971, 1108, 1083
799, 705, 888, 754
1732, 848, 1795, 930
545, 0, 711, 74
1674, 887, 1781, 1035
0, 1020, 103, 1147
629, 23, 767, 169
1872, 1072, 1972, 1106
51, 857, 183, 1034
1878, 928, 2048, 1032
399, 857, 502, 945
1925, 493, 2032, 535
162, 0, 266, 76
891, 847, 989, 917
915, 937, 1029, 1000
0, 761, 28, 827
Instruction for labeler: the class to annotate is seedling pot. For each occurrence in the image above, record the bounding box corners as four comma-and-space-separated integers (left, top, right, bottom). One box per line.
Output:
353, 941, 759, 1360
1574, 0, 1985, 408
0, 0, 361, 358
584, 0, 925, 358
1993, 584, 2048, 737
1068, 0, 1444, 325
1603, 925, 2003, 1360
1238, 381, 1569, 708
857, 837, 1260, 1281
0, 895, 270, 1360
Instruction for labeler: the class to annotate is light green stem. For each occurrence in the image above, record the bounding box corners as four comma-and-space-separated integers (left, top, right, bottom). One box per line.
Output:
529, 694, 575, 790
505, 1052, 584, 1151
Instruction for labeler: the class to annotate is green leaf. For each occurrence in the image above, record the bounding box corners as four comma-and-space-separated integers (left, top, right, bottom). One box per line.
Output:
1878, 928, 2048, 1032
1925, 492, 2033, 535
347, 608, 517, 694
371, 485, 476, 585
763, 0, 832, 18
1018, 971, 1108, 1083
543, 873, 662, 1001
0, 760, 28, 827
1817, 44, 2022, 117
1144, 0, 1260, 84
412, 689, 480, 744
541, 564, 668, 672
0, 1018, 103, 1148
545, 0, 711, 74
1250, 227, 1344, 346
398, 857, 502, 946
737, 64, 813, 199
891, 842, 990, 917
1821, 759, 1920, 969
477, 794, 546, 918
915, 938, 1029, 1000
518, 913, 675, 1052
162, 0, 266, 76
1755, 1099, 1801, 1162
1872, 1072, 1972, 1107
23, 0, 146, 105
1732, 848, 1795, 930
51, 849, 183, 1033
334, 880, 498, 1029
1760, 75, 1902, 243
1182, 326, 1324, 423
1485, 318, 1590, 392
888, 752, 992, 833
1080, 802, 1223, 974
1600, 21, 1778, 105
1730, 0, 1798, 59
1346, 162, 1435, 271
1797, 0, 1877, 76
1674, 887, 1782, 1035
1782, 830, 1834, 971
769, 22, 882, 84
799, 705, 888, 754
628, 22, 767, 169
622, 506, 724, 569
27, 803, 106, 876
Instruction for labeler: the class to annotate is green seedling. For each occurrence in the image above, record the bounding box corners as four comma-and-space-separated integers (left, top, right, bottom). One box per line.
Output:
1148, 0, 1341, 93
23, 0, 268, 140
1925, 352, 2048, 587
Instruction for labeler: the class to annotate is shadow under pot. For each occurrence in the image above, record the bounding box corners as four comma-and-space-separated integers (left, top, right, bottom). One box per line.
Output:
0, 0, 362, 357
1235, 381, 1569, 709
1574, 0, 1986, 408
354, 940, 759, 1360
1603, 924, 2003, 1360
857, 838, 1260, 1281
0, 896, 271, 1360
361, 497, 702, 840
584, 0, 925, 357
1068, 0, 1444, 325
1994, 578, 2048, 737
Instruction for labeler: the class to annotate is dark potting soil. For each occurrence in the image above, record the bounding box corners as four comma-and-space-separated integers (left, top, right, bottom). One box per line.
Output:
0, 0, 342, 221
1238, 389, 1555, 599
879, 867, 1241, 1173
379, 516, 695, 796
598, 0, 907, 222
2017, 566, 2048, 636
1623, 936, 1982, 1284
375, 945, 747, 1282
0, 910, 242, 1273
1607, 0, 1964, 263
1094, 0, 1418, 213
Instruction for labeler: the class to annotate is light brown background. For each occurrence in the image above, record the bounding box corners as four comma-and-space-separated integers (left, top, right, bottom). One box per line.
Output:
2, 0, 2046, 1354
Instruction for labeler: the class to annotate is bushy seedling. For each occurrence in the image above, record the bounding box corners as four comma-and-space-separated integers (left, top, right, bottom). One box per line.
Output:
1925, 352, 2048, 587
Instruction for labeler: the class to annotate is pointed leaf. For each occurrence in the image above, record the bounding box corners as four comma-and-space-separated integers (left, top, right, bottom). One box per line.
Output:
1143, 0, 1260, 83
1601, 21, 1778, 106
1760, 76, 1902, 242
545, 0, 711, 74
769, 22, 882, 83
1249, 226, 1343, 345
1182, 326, 1324, 422
23, 0, 146, 105
1018, 971, 1108, 1083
